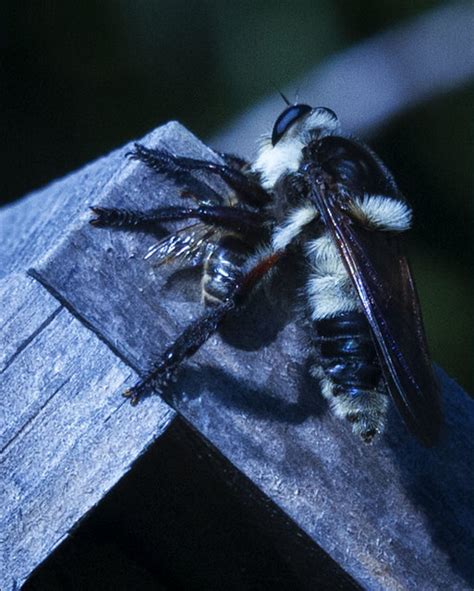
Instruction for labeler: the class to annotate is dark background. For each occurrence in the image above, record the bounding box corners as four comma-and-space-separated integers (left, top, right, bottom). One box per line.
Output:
1, 1, 472, 391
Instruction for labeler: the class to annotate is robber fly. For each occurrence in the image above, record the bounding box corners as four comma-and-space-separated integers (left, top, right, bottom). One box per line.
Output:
90, 100, 442, 446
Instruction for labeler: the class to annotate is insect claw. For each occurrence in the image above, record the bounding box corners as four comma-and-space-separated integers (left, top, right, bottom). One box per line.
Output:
123, 387, 140, 405
125, 142, 142, 160
89, 206, 110, 226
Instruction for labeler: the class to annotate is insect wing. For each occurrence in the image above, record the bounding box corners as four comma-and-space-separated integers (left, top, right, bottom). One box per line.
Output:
310, 185, 442, 445
145, 222, 217, 267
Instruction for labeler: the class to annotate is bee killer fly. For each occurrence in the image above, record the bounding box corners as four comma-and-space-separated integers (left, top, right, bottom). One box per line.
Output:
90, 101, 442, 446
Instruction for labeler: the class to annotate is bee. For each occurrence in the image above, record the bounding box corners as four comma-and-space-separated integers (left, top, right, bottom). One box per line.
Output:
90, 99, 443, 446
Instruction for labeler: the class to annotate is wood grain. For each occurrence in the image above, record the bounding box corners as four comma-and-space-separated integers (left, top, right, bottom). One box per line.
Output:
1, 122, 473, 591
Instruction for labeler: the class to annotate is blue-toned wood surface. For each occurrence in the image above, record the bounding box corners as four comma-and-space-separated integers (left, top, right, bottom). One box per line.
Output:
1, 122, 473, 591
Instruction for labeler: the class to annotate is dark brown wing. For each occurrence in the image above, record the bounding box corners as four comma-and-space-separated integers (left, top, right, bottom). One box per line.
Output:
310, 185, 442, 445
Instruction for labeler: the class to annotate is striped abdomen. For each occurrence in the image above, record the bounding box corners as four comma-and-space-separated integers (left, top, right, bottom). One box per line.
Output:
202, 235, 248, 305
312, 311, 388, 442
316, 311, 380, 395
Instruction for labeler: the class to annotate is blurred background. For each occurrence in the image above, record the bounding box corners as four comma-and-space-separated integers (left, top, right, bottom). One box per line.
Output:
1, 0, 472, 391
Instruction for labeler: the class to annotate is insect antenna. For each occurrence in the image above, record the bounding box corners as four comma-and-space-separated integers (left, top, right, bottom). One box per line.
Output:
294, 84, 301, 104
271, 82, 292, 106
278, 90, 291, 106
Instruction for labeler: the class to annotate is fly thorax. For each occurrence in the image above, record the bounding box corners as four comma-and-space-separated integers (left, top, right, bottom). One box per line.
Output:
253, 137, 305, 191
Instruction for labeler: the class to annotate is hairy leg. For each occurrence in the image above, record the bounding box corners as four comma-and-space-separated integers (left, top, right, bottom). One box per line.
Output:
90, 204, 264, 238
130, 144, 271, 208
124, 248, 285, 404
215, 152, 249, 171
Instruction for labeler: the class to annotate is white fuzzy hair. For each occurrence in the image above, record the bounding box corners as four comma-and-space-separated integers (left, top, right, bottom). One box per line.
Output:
253, 136, 305, 190
305, 234, 360, 319
253, 108, 341, 190
311, 367, 388, 440
272, 204, 319, 250
351, 194, 412, 232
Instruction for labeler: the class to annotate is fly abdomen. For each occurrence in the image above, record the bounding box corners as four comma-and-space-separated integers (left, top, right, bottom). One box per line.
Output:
312, 311, 387, 442
202, 235, 248, 305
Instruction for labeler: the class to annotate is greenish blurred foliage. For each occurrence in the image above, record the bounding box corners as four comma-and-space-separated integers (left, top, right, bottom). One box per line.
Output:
1, 1, 472, 390
338, 0, 443, 39
371, 86, 473, 391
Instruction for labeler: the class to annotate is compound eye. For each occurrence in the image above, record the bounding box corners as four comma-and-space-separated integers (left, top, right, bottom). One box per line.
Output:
271, 104, 312, 146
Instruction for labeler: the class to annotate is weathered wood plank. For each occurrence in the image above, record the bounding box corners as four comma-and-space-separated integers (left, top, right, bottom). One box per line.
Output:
0, 273, 60, 374
25, 123, 474, 590
0, 147, 122, 278
25, 417, 364, 591
1, 127, 206, 589
0, 123, 235, 590
0, 302, 175, 591
28, 122, 231, 374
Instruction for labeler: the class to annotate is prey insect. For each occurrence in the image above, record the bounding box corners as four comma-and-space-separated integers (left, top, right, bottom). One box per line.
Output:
90, 102, 442, 446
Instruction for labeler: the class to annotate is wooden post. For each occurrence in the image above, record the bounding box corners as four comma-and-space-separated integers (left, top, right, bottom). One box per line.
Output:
1, 122, 473, 591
